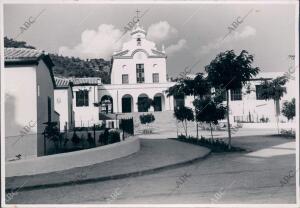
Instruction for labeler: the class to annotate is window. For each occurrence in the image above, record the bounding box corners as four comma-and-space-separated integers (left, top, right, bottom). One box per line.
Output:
230, 88, 242, 101
136, 64, 145, 83
255, 85, 265, 100
153, 73, 159, 83
122, 74, 129, 84
48, 97, 51, 122
76, 90, 89, 107
137, 38, 141, 46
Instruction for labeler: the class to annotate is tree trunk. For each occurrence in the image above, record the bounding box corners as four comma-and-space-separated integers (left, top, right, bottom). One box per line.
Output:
184, 120, 188, 136
226, 90, 232, 149
275, 99, 280, 134
193, 95, 198, 138
209, 122, 214, 140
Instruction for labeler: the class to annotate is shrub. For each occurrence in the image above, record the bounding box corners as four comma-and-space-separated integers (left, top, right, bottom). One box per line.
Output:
280, 129, 295, 138
139, 114, 155, 125
99, 129, 109, 145
87, 132, 95, 147
71, 131, 81, 145
108, 130, 121, 144
173, 136, 245, 153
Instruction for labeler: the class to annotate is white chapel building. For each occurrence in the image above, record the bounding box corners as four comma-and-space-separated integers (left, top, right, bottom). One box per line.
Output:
98, 23, 175, 114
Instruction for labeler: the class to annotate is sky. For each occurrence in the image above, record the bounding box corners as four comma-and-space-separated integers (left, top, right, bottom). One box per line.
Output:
3, 2, 297, 78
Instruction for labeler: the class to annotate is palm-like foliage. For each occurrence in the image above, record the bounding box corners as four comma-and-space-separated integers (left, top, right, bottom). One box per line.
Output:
258, 75, 289, 133
258, 76, 288, 101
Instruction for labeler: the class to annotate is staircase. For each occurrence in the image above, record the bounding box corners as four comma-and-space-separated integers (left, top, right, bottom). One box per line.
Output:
118, 111, 179, 135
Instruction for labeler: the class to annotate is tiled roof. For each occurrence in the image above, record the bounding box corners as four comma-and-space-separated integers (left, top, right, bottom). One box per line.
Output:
5, 47, 44, 61
71, 77, 101, 86
55, 77, 70, 88
5, 47, 56, 88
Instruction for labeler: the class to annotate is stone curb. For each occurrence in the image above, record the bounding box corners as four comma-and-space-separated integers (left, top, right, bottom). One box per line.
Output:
6, 149, 211, 192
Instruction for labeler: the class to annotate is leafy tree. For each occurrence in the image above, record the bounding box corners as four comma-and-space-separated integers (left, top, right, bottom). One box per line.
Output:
167, 73, 211, 137
193, 97, 226, 139
139, 114, 155, 125
281, 98, 295, 121
205, 50, 259, 149
4, 37, 35, 49
137, 97, 154, 112
258, 75, 288, 132
166, 81, 185, 98
174, 106, 194, 136
42, 121, 61, 153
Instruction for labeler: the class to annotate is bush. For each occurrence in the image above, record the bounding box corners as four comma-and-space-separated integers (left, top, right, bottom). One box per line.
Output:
71, 131, 81, 145
87, 132, 95, 147
139, 114, 155, 125
73, 124, 105, 132
99, 129, 109, 145
99, 129, 121, 145
280, 129, 295, 138
108, 130, 121, 144
172, 136, 245, 153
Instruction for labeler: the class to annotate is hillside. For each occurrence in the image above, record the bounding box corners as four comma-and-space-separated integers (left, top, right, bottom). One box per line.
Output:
4, 37, 111, 84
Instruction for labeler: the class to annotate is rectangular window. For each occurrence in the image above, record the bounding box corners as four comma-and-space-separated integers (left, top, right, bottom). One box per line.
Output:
136, 64, 145, 83
48, 97, 51, 122
152, 73, 159, 83
230, 88, 242, 101
76, 90, 89, 107
256, 85, 265, 100
122, 74, 129, 84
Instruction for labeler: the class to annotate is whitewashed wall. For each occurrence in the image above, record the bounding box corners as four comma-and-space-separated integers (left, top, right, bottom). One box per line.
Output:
36, 60, 57, 156
73, 85, 100, 127
54, 87, 73, 131
5, 65, 38, 160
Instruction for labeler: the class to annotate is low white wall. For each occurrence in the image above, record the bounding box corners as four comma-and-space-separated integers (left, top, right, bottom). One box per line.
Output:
241, 122, 296, 129
6, 137, 140, 177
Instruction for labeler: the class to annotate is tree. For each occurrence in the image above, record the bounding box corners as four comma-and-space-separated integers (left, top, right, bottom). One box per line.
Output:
137, 97, 154, 112
193, 97, 226, 139
258, 75, 288, 133
281, 98, 295, 121
205, 50, 259, 149
174, 106, 194, 136
167, 73, 211, 137
4, 37, 36, 49
42, 121, 61, 154
139, 114, 155, 125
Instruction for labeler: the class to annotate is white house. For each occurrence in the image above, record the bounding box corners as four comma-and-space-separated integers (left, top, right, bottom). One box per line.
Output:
4, 47, 59, 160
71, 77, 102, 127
54, 77, 74, 131
98, 22, 176, 114
183, 72, 297, 124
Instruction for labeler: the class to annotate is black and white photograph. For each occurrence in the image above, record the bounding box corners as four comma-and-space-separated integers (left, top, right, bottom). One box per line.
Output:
1, 0, 299, 207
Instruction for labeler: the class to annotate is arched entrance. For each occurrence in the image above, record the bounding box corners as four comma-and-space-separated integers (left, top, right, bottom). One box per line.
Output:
100, 95, 113, 114
153, 93, 165, 111
137, 93, 150, 112
122, 94, 133, 113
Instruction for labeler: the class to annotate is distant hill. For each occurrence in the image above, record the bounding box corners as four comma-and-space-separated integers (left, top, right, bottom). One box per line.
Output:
4, 37, 111, 84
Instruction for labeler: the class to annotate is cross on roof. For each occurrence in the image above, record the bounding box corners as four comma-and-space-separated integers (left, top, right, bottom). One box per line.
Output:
136, 9, 141, 21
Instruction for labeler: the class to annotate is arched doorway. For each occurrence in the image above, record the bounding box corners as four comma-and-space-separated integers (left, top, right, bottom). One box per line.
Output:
100, 95, 113, 114
153, 93, 165, 111
122, 94, 133, 113
137, 93, 150, 112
